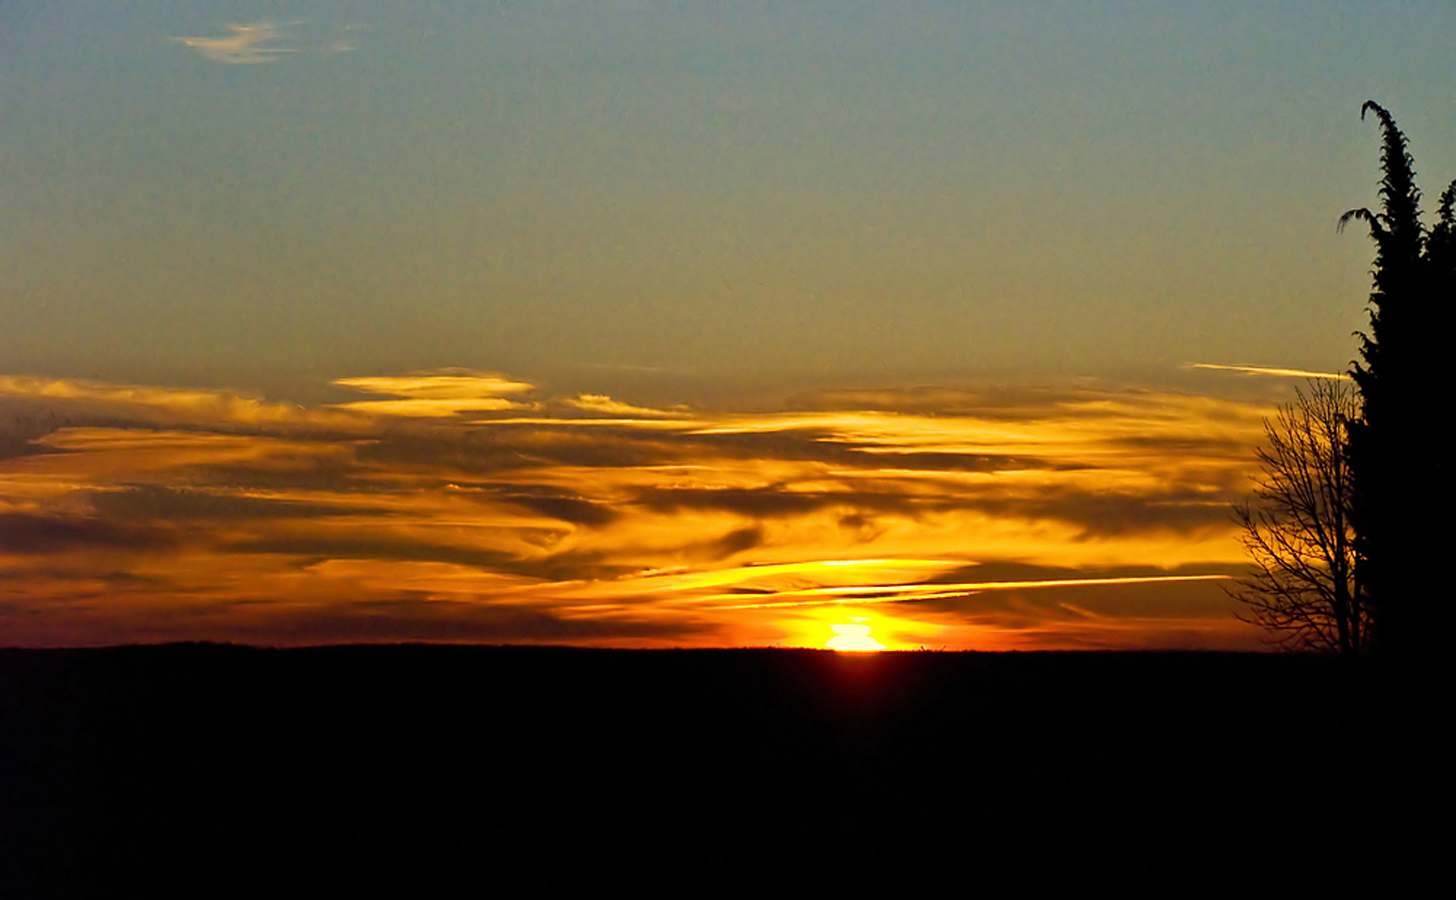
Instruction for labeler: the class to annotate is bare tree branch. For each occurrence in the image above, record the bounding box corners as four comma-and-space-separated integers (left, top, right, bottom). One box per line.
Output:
1228, 379, 1367, 653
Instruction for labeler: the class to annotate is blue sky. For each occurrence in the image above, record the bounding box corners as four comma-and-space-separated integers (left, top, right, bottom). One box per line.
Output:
4, 2, 1454, 395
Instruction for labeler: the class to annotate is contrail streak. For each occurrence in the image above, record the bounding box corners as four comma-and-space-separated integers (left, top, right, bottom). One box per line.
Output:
713, 574, 1231, 610
1185, 363, 1348, 380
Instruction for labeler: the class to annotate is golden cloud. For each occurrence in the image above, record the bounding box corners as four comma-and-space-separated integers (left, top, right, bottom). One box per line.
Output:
0, 370, 1273, 649
0, 375, 367, 432
330, 370, 538, 418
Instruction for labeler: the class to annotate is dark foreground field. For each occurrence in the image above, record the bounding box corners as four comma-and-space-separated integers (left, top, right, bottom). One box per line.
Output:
2, 645, 1450, 892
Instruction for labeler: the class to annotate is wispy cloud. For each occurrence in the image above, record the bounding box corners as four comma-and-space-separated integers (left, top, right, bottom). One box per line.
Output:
561, 395, 683, 419
1185, 362, 1349, 380
1, 371, 1271, 649
171, 20, 360, 65
171, 21, 300, 64
331, 370, 537, 418
0, 374, 365, 431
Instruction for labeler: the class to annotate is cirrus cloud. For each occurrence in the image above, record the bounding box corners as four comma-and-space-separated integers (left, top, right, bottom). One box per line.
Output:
171, 21, 300, 64
171, 19, 361, 65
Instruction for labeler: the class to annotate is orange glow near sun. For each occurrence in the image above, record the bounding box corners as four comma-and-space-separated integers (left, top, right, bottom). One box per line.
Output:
825, 617, 887, 652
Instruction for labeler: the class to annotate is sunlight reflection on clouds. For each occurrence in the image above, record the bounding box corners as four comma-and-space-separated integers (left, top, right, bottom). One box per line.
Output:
1, 370, 1272, 649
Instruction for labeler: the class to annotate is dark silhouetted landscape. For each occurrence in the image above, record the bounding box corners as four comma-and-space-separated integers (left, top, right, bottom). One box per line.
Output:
3, 645, 1450, 891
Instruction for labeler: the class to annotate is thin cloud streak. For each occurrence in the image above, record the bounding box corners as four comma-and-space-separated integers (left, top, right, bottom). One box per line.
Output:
1185, 363, 1350, 380
711, 574, 1233, 610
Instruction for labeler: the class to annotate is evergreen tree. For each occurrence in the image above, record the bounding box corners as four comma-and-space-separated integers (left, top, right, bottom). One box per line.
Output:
1339, 102, 1456, 654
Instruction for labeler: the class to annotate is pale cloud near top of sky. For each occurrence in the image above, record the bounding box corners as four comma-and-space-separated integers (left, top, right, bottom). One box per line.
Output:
172, 21, 298, 64
171, 20, 357, 64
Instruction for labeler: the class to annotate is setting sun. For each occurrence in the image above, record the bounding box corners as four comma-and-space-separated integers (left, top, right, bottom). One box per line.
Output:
825, 617, 887, 652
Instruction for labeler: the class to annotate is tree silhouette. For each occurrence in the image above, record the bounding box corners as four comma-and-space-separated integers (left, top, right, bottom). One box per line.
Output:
1231, 379, 1367, 653
1339, 101, 1456, 654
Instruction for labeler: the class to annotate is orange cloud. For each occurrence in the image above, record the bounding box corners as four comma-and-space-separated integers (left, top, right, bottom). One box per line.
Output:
1, 371, 1272, 649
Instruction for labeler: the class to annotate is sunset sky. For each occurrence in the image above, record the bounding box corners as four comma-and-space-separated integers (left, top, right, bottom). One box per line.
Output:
3, 2, 1452, 649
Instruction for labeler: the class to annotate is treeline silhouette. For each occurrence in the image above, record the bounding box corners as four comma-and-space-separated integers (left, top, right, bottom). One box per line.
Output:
1338, 101, 1456, 657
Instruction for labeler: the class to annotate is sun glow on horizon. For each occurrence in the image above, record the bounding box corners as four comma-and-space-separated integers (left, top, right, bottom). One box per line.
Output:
825, 617, 888, 652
